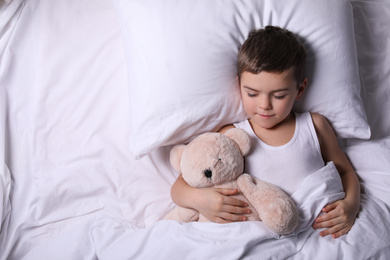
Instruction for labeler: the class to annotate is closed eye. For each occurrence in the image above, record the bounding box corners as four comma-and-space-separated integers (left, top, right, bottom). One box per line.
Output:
274, 95, 286, 100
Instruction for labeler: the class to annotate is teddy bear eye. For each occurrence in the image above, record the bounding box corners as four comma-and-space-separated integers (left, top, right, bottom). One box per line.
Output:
204, 169, 212, 179
218, 158, 221, 161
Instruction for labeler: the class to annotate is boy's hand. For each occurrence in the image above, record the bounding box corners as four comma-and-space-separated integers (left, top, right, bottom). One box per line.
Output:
312, 198, 358, 239
194, 188, 251, 223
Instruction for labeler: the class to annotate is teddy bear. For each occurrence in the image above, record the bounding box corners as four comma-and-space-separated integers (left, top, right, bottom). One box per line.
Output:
164, 128, 299, 235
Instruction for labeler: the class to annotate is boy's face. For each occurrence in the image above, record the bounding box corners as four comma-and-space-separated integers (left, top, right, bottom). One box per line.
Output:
240, 68, 305, 130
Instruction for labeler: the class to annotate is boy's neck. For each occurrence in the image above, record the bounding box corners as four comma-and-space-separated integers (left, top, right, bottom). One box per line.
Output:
249, 112, 296, 147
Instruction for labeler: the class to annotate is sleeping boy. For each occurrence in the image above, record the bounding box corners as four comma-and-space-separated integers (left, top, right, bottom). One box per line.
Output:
170, 26, 360, 239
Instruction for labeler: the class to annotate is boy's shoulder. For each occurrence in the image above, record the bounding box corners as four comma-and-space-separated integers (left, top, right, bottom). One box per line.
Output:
310, 112, 334, 136
310, 112, 327, 126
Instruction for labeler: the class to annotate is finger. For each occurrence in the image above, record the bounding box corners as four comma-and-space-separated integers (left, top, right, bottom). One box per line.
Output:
222, 205, 251, 215
223, 196, 249, 208
313, 218, 340, 230
212, 217, 231, 224
215, 188, 239, 196
331, 225, 352, 239
219, 212, 247, 222
313, 214, 345, 229
322, 201, 339, 213
319, 223, 349, 238
314, 210, 338, 224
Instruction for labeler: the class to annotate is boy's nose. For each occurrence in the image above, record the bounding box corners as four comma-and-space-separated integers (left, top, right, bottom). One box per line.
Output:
259, 95, 272, 110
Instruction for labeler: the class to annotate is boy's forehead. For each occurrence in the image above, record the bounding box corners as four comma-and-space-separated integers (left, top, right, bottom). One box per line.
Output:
240, 68, 296, 85
241, 67, 295, 77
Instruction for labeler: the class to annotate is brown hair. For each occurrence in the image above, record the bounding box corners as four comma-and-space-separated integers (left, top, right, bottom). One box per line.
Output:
238, 26, 306, 87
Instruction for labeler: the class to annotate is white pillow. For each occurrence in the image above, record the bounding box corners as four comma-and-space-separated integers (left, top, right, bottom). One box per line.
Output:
114, 0, 370, 159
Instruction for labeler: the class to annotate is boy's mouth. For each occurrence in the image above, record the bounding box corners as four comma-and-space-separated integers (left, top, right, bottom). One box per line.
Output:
258, 114, 273, 119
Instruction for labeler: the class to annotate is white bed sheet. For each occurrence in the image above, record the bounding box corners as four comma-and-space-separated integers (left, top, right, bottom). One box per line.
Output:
0, 0, 389, 259
352, 0, 390, 140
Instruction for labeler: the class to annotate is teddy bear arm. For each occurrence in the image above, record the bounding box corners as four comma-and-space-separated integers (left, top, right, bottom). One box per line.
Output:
237, 174, 298, 234
164, 206, 199, 222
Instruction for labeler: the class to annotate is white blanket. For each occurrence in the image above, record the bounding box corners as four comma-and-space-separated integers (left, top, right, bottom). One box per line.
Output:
10, 161, 390, 260
18, 163, 342, 259
92, 162, 345, 260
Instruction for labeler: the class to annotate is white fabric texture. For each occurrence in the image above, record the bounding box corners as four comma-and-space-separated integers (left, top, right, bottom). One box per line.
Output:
0, 0, 390, 259
351, 0, 390, 140
234, 112, 324, 195
114, 0, 370, 158
15, 163, 390, 260
0, 87, 11, 236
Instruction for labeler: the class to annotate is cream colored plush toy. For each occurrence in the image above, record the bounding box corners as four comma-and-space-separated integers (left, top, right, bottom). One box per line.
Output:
164, 128, 299, 235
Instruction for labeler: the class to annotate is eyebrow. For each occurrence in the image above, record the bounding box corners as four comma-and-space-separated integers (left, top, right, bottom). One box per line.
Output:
243, 86, 290, 93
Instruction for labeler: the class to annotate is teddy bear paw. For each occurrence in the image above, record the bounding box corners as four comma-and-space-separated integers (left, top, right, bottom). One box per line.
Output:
237, 173, 255, 189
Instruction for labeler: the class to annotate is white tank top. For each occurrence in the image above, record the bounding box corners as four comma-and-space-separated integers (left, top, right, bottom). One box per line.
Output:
234, 112, 324, 195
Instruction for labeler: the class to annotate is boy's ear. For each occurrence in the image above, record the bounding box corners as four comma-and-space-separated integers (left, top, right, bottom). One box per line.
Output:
296, 78, 307, 101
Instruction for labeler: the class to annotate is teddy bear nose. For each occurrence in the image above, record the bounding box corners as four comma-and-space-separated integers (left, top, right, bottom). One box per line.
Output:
204, 169, 212, 179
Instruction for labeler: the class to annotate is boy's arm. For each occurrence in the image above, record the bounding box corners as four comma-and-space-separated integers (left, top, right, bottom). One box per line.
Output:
171, 174, 250, 223
311, 113, 361, 239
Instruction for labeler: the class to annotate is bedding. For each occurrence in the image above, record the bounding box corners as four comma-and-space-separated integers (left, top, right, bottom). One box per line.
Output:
1, 0, 390, 259
23, 162, 348, 259
114, 0, 370, 158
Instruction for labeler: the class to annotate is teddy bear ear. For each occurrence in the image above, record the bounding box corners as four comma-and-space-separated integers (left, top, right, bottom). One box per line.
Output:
224, 128, 251, 156
170, 144, 186, 172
